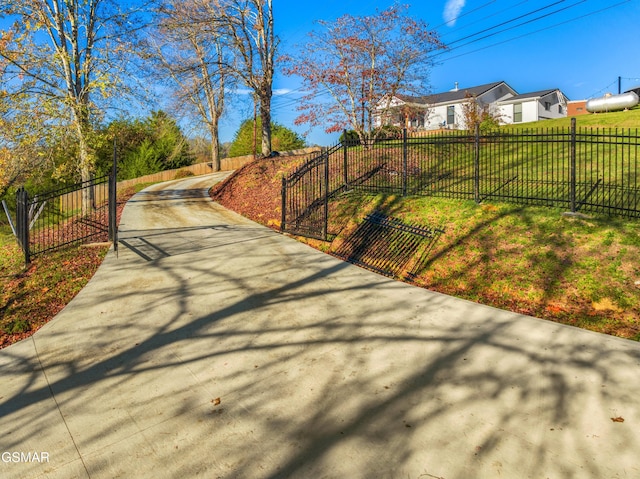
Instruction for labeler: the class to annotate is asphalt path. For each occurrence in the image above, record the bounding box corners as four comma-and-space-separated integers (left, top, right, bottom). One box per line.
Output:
1, 172, 640, 479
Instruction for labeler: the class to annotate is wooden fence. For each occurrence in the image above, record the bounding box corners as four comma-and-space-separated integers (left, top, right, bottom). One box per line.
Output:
60, 147, 322, 212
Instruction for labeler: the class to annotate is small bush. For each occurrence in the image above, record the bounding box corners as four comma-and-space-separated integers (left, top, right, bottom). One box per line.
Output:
373, 125, 403, 140
340, 130, 360, 145
174, 169, 195, 179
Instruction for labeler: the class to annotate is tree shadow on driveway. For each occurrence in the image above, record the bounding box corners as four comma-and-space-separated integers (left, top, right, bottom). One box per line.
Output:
2, 178, 640, 479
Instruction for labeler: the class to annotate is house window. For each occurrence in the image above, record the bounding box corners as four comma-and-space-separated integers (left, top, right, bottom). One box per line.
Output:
447, 105, 455, 125
544, 102, 551, 111
559, 105, 563, 114
514, 103, 522, 123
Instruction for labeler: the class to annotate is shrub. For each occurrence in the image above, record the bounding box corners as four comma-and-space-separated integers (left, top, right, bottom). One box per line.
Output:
339, 130, 360, 145
373, 125, 403, 140
174, 169, 195, 179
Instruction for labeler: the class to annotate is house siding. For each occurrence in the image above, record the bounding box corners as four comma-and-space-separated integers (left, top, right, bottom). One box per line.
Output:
498, 92, 568, 125
376, 82, 567, 130
479, 84, 515, 105
537, 93, 567, 120
425, 104, 464, 129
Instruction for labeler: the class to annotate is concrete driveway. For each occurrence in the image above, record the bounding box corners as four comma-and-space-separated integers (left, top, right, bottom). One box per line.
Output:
1, 172, 639, 478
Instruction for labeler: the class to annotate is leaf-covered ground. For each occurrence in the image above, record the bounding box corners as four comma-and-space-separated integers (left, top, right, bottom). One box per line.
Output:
211, 156, 640, 341
0, 243, 108, 348
0, 189, 134, 349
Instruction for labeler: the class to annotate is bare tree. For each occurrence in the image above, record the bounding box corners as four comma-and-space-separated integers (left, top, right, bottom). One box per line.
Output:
149, 0, 231, 171
283, 5, 444, 145
214, 0, 277, 157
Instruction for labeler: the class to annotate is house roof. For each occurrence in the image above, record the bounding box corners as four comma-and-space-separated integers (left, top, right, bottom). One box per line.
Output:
398, 81, 513, 106
625, 87, 640, 97
497, 89, 568, 103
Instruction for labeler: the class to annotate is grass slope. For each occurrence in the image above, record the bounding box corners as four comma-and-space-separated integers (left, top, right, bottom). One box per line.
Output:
503, 106, 640, 130
212, 156, 640, 341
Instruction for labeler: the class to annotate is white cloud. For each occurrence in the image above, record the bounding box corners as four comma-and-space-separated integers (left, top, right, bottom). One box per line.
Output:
232, 88, 254, 95
443, 0, 466, 27
273, 88, 295, 96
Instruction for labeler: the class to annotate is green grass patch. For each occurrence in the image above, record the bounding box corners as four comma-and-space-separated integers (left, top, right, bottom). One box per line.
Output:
502, 106, 640, 130
324, 192, 640, 340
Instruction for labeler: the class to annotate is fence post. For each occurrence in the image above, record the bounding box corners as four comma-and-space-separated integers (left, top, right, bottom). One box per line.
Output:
342, 129, 349, 190
323, 150, 329, 241
569, 117, 577, 213
108, 140, 118, 248
16, 187, 30, 265
281, 176, 287, 233
402, 128, 408, 196
474, 123, 481, 203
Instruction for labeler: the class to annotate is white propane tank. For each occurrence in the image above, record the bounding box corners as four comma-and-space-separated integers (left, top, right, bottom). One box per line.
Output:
586, 91, 639, 113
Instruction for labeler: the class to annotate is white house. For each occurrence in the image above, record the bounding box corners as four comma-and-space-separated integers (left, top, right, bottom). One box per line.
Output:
375, 81, 569, 130
495, 89, 569, 124
376, 81, 516, 130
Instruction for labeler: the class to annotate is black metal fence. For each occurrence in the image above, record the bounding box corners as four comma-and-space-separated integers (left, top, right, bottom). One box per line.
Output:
280, 143, 338, 240
15, 174, 118, 264
282, 119, 640, 240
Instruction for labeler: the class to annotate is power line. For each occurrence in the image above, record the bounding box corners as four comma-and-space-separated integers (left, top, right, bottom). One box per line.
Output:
429, 0, 498, 32
435, 0, 587, 56
446, 0, 569, 46
439, 0, 630, 63
587, 80, 619, 99
270, 0, 630, 116
437, 1, 529, 38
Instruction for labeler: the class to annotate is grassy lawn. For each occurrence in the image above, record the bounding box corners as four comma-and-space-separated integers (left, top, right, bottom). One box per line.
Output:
503, 105, 640, 129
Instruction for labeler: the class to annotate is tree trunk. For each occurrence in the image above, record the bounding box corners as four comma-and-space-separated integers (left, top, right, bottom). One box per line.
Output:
210, 123, 220, 172
78, 130, 95, 216
260, 93, 272, 157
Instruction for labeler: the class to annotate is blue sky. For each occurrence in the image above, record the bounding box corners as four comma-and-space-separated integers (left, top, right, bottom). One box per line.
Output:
2, 1, 638, 148
223, 0, 639, 147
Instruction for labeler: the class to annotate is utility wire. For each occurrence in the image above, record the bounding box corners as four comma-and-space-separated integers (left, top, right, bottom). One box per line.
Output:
435, 0, 587, 55
437, 1, 529, 38
439, 0, 629, 63
446, 0, 568, 46
429, 0, 498, 32
270, 0, 630, 115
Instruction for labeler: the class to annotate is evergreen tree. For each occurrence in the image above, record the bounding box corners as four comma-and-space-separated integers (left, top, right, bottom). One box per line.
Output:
95, 111, 193, 180
229, 119, 305, 157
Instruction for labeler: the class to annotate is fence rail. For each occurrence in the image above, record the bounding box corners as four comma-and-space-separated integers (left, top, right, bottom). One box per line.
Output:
281, 119, 640, 240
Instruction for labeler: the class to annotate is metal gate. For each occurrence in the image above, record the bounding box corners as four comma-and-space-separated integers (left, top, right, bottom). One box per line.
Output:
281, 146, 335, 240
14, 157, 118, 264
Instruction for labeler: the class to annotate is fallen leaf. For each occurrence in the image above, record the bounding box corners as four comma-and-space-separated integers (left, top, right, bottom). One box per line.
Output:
593, 298, 623, 313
611, 416, 625, 423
